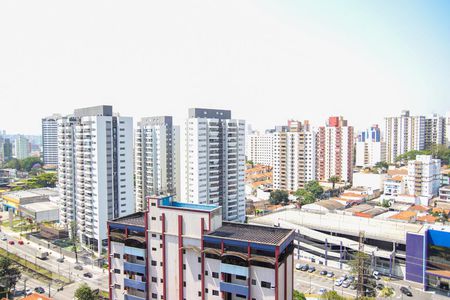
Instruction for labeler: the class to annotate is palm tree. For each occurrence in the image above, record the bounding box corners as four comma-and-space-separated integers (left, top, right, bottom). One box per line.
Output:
328, 176, 340, 190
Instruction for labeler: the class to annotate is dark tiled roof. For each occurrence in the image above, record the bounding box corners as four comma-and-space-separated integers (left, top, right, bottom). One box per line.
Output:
206, 222, 293, 246
109, 212, 145, 227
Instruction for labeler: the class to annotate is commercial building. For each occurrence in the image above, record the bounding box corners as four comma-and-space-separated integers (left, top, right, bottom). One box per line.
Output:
42, 114, 60, 165
272, 120, 316, 191
108, 195, 294, 300
1, 190, 50, 213
355, 125, 385, 168
135, 116, 180, 211
406, 226, 450, 296
20, 201, 59, 223
57, 105, 134, 255
384, 110, 425, 163
246, 131, 274, 166
407, 155, 441, 199
316, 116, 354, 183
14, 135, 30, 159
183, 108, 246, 222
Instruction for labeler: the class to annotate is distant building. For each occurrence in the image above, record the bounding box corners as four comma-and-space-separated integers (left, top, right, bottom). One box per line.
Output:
42, 114, 60, 165
424, 113, 446, 150
273, 120, 316, 191
407, 155, 441, 198
246, 131, 274, 166
439, 185, 450, 203
57, 105, 134, 255
14, 135, 30, 159
0, 138, 13, 162
1, 190, 50, 213
316, 116, 354, 183
135, 116, 180, 211
108, 195, 295, 300
446, 111, 450, 147
355, 125, 385, 167
183, 108, 246, 222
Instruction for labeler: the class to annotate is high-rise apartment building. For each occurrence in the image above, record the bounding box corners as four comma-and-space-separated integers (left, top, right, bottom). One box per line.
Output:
14, 135, 30, 159
355, 125, 386, 168
272, 120, 316, 191
42, 114, 60, 165
424, 114, 446, 150
446, 111, 450, 147
108, 195, 295, 300
135, 116, 180, 212
57, 105, 134, 255
316, 116, 354, 183
384, 110, 425, 163
183, 108, 246, 222
407, 155, 441, 199
247, 131, 274, 166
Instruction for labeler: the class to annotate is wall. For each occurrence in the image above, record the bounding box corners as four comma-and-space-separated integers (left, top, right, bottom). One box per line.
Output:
405, 233, 424, 284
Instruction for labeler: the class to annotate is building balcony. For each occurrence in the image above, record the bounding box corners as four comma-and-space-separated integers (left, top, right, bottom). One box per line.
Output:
125, 294, 146, 300
124, 278, 146, 291
124, 246, 146, 257
221, 263, 248, 277
219, 282, 249, 297
124, 262, 146, 274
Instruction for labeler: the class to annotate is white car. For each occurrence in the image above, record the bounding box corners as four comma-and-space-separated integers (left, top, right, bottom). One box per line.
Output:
335, 279, 343, 287
319, 288, 327, 295
295, 263, 302, 270
25, 289, 32, 296
1, 236, 7, 241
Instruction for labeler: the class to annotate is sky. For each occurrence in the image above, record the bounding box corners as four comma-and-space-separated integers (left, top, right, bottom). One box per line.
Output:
0, 0, 449, 135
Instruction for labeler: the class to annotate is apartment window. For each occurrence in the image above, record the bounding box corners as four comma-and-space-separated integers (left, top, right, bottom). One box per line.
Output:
151, 260, 157, 266
183, 264, 186, 270
261, 281, 271, 288
212, 272, 219, 278
183, 281, 186, 287
198, 274, 201, 280
198, 257, 201, 263
152, 234, 157, 238
152, 293, 157, 299
113, 269, 120, 274
236, 275, 246, 280
212, 290, 219, 296
236, 295, 246, 299
204, 270, 208, 276
251, 279, 256, 285
152, 247, 157, 251
151, 203, 156, 206
152, 217, 156, 221
152, 277, 157, 283
113, 253, 120, 259
198, 292, 202, 297
182, 249, 186, 254
114, 284, 121, 289
205, 288, 208, 294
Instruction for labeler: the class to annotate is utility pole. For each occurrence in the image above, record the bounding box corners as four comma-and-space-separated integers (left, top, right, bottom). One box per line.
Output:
357, 230, 365, 299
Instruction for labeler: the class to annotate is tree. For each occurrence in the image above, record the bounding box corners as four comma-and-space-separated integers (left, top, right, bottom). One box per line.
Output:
269, 189, 289, 205
395, 150, 428, 163
0, 257, 21, 298
70, 221, 79, 263
293, 290, 306, 300
348, 251, 376, 297
374, 161, 389, 171
328, 176, 340, 190
320, 291, 346, 300
295, 189, 315, 205
20, 157, 42, 172
246, 160, 255, 167
74, 283, 96, 300
304, 180, 324, 198
380, 199, 390, 208
27, 172, 57, 188
380, 286, 394, 298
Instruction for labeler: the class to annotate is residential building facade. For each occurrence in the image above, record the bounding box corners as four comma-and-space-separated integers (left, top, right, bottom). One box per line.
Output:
14, 135, 30, 159
424, 114, 446, 150
384, 110, 425, 163
135, 116, 180, 212
247, 131, 274, 166
272, 120, 316, 191
355, 125, 385, 168
108, 195, 295, 300
316, 116, 354, 183
183, 108, 246, 222
58, 105, 134, 255
407, 155, 441, 199
42, 114, 60, 165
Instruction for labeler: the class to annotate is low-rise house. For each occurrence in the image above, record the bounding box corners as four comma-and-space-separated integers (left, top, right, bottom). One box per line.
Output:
301, 199, 345, 213
389, 211, 417, 223
439, 185, 450, 202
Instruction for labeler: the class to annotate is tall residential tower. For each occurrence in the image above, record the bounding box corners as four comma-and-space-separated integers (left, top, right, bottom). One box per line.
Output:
42, 114, 60, 165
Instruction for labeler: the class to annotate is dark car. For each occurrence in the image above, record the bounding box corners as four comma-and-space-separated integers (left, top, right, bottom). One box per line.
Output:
34, 287, 45, 294
300, 264, 309, 271
83, 272, 93, 278
74, 264, 83, 271
400, 287, 412, 297
365, 288, 375, 297
307, 266, 316, 273
57, 257, 65, 263
320, 270, 328, 276
376, 283, 384, 290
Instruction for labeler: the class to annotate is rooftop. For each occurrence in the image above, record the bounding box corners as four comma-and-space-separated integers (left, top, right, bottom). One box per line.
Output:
2, 190, 41, 199
20, 201, 58, 212
389, 211, 417, 221
408, 205, 430, 212
159, 196, 219, 212
109, 212, 146, 227
206, 221, 293, 245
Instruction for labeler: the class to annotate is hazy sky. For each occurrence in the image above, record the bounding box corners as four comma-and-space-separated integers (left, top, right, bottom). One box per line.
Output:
1, 0, 449, 134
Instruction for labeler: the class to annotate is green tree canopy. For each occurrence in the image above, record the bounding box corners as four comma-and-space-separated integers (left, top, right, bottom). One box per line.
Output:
2, 157, 42, 172
374, 161, 389, 170
74, 283, 96, 300
11, 172, 57, 191
305, 180, 324, 198
328, 176, 340, 190
295, 189, 316, 205
0, 257, 21, 297
320, 290, 346, 300
395, 146, 450, 165
269, 189, 289, 205
293, 290, 306, 300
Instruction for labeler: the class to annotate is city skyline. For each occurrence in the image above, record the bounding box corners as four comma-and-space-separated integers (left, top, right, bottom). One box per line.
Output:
1, 1, 449, 134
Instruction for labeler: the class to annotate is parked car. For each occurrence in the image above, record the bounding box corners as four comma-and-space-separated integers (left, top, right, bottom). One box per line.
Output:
83, 272, 93, 278
18, 240, 24, 245
350, 284, 357, 290
400, 287, 413, 297
320, 270, 328, 276
74, 264, 83, 271
342, 280, 352, 288
57, 257, 65, 263
1, 236, 7, 241
376, 283, 384, 290
34, 287, 45, 294
8, 240, 14, 245
295, 263, 302, 270
335, 279, 343, 287
347, 275, 355, 282
307, 266, 316, 273
300, 264, 309, 271
326, 271, 335, 278
319, 288, 327, 295
25, 288, 32, 296
365, 288, 376, 297
372, 270, 381, 280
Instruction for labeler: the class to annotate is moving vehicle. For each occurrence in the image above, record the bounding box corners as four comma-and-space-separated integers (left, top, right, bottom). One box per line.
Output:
34, 287, 45, 294
400, 287, 413, 297
36, 250, 49, 260
83, 272, 93, 278
8, 240, 14, 245
18, 240, 24, 245
320, 270, 328, 276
